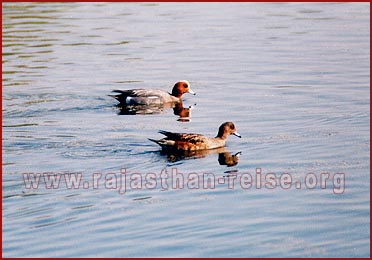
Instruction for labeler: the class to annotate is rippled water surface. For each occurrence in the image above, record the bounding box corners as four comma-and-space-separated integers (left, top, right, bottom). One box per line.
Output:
2, 2, 370, 257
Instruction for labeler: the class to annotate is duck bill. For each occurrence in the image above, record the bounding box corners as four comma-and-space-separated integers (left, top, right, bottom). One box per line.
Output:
188, 88, 196, 95
233, 132, 242, 138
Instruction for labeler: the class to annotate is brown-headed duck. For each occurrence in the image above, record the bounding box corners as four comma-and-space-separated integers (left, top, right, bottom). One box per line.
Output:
110, 80, 195, 106
149, 122, 241, 151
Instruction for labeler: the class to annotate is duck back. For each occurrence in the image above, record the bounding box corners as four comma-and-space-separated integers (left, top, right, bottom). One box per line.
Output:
111, 89, 177, 106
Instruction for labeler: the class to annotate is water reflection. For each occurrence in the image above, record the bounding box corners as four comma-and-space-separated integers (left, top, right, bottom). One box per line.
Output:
115, 101, 195, 122
159, 147, 241, 166
3, 2, 369, 257
174, 103, 195, 122
218, 151, 241, 167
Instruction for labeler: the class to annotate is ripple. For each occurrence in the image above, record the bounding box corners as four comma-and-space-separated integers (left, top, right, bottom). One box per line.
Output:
3, 123, 38, 127
2, 2, 370, 258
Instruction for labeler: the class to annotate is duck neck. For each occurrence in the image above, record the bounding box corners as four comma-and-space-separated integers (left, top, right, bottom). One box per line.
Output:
216, 131, 228, 140
171, 88, 182, 98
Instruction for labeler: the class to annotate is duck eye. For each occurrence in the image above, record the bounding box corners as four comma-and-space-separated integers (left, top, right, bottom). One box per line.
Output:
183, 83, 188, 88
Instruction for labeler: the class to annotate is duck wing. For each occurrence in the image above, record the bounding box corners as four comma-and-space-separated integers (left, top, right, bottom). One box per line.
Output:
111, 89, 170, 105
158, 131, 206, 144
110, 89, 137, 103
112, 89, 167, 98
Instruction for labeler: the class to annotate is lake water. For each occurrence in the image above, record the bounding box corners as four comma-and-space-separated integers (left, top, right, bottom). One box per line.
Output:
2, 2, 370, 257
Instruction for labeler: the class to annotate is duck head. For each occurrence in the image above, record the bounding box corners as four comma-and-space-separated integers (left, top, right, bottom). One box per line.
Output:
171, 80, 196, 98
216, 122, 241, 140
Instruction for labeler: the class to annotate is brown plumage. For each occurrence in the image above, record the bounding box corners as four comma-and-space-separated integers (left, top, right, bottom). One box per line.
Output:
149, 122, 241, 151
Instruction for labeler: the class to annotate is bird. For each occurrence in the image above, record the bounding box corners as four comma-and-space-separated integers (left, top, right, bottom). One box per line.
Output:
110, 80, 195, 106
149, 122, 241, 151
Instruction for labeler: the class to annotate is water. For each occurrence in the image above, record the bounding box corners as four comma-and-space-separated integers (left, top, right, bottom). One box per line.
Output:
2, 2, 370, 257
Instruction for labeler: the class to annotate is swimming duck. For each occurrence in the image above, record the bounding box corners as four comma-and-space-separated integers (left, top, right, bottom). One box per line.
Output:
149, 122, 241, 151
111, 80, 195, 106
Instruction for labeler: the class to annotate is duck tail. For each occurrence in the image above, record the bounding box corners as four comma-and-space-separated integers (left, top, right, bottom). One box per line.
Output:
108, 94, 119, 100
148, 138, 165, 147
148, 138, 174, 148
158, 130, 171, 136
148, 138, 159, 144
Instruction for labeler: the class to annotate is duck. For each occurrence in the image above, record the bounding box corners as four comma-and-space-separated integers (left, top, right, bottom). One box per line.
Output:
149, 122, 241, 151
110, 80, 195, 106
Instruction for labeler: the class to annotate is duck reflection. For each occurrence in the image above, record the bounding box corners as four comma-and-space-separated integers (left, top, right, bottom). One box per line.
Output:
115, 101, 195, 121
159, 147, 241, 166
173, 102, 195, 122
218, 151, 241, 167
